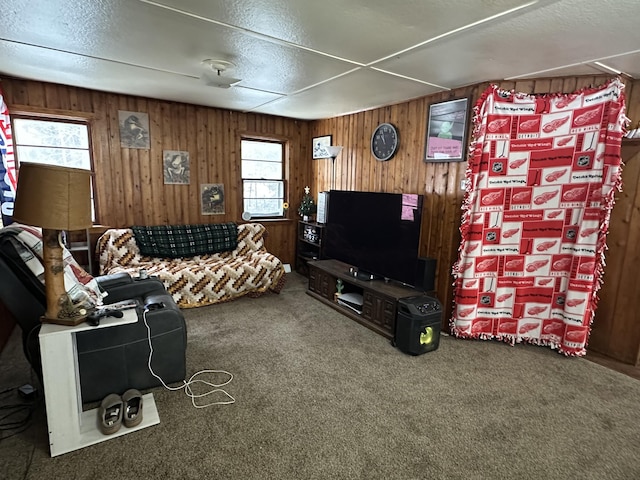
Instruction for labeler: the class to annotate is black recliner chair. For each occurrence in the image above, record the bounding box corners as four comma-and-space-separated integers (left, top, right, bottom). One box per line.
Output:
0, 233, 188, 403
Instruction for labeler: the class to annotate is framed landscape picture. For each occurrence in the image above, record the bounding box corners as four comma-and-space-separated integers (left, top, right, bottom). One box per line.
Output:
312, 135, 332, 159
424, 97, 470, 162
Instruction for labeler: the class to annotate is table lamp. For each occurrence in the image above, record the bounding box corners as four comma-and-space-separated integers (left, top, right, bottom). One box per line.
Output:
13, 163, 93, 326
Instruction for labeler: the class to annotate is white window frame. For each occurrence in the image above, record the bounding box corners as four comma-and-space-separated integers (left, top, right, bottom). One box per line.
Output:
241, 137, 287, 219
13, 114, 97, 223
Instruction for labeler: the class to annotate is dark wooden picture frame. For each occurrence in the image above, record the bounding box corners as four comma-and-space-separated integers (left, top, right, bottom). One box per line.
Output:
424, 97, 470, 162
312, 135, 332, 159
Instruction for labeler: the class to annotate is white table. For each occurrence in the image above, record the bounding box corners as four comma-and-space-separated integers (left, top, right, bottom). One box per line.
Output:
39, 310, 160, 457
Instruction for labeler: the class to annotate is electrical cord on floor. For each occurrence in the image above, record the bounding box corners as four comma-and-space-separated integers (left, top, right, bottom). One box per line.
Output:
142, 308, 235, 408
0, 387, 39, 442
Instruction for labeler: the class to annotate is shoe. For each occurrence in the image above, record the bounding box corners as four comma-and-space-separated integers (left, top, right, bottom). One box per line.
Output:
122, 389, 143, 428
99, 394, 123, 435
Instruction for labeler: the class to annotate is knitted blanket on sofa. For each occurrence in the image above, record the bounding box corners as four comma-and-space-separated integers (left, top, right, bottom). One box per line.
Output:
98, 222, 285, 308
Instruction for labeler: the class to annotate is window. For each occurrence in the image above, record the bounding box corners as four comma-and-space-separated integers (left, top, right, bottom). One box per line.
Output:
241, 139, 285, 218
13, 117, 96, 221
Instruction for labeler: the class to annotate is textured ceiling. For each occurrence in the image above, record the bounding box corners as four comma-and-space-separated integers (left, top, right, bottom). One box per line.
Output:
0, 0, 637, 120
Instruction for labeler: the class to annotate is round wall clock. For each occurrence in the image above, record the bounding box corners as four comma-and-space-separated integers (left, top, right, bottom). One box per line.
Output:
371, 123, 399, 161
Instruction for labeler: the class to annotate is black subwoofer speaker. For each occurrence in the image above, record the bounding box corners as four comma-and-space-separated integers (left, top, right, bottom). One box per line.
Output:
394, 295, 442, 355
415, 257, 436, 292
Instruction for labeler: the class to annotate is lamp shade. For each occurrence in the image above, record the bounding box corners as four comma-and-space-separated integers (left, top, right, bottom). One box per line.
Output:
13, 163, 92, 230
324, 146, 343, 158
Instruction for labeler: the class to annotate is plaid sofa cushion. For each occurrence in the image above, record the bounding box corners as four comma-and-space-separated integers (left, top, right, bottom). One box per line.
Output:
131, 223, 238, 258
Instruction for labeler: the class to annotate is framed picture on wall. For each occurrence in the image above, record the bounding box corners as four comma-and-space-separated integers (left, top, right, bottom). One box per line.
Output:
424, 97, 470, 162
163, 150, 190, 184
118, 110, 150, 149
312, 135, 332, 159
201, 183, 225, 215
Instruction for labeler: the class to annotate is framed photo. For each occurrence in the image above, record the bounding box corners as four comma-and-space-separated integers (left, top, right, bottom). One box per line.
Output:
118, 110, 150, 149
424, 97, 470, 162
163, 150, 190, 184
312, 135, 332, 159
201, 183, 225, 215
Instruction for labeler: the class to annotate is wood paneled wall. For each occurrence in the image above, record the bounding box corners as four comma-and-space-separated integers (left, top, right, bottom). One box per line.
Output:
311, 75, 635, 335
4, 74, 639, 364
1, 78, 311, 265
589, 140, 640, 364
588, 78, 640, 365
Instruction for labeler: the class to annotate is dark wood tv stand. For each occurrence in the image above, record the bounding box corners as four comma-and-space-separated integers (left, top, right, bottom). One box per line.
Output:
307, 259, 426, 339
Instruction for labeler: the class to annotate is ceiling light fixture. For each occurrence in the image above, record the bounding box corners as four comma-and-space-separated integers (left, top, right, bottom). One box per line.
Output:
200, 59, 242, 89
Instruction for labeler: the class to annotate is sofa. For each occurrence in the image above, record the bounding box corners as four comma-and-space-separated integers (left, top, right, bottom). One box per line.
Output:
98, 222, 286, 308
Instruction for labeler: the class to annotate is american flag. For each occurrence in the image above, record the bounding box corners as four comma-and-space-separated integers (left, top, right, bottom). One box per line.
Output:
0, 89, 16, 225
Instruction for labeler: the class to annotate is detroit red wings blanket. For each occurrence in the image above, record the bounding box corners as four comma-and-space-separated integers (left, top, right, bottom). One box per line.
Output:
450, 78, 628, 356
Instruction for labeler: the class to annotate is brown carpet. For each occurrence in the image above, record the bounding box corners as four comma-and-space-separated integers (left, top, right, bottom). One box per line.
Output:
1, 272, 640, 479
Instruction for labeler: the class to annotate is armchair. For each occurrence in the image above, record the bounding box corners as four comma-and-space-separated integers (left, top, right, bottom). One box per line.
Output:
0, 232, 187, 403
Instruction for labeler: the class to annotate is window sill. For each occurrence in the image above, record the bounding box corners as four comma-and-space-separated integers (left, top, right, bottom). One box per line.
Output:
241, 218, 294, 225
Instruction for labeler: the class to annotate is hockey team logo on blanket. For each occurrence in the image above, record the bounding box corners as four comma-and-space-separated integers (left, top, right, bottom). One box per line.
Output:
450, 78, 628, 356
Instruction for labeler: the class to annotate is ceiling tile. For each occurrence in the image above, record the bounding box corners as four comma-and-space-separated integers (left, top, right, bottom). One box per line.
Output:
0, 0, 356, 94
148, 0, 544, 64
507, 63, 604, 79
375, 0, 640, 88
598, 52, 640, 79
0, 41, 284, 111
250, 68, 441, 120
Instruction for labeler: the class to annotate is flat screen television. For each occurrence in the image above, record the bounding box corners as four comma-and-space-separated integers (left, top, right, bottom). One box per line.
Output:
324, 190, 424, 287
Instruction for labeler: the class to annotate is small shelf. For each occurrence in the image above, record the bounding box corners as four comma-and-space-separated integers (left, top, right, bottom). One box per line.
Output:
299, 237, 321, 247
296, 221, 326, 276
